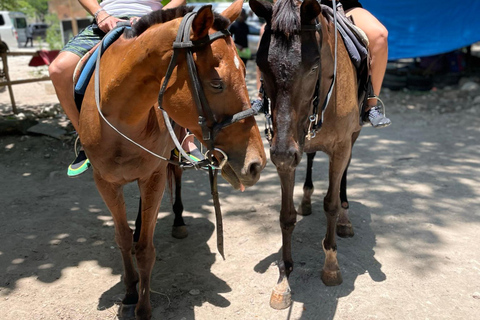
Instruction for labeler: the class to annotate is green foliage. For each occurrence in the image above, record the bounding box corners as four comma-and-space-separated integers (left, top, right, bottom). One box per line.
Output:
45, 14, 62, 50
0, 0, 20, 11
1, 0, 49, 20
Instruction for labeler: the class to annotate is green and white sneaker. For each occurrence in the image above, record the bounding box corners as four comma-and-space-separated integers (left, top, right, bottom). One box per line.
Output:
67, 150, 91, 177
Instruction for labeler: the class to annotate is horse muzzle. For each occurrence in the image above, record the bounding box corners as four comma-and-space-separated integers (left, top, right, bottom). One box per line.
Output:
270, 142, 303, 171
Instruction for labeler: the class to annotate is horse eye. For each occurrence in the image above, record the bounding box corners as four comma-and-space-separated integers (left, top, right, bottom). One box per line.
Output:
210, 81, 224, 91
311, 65, 319, 73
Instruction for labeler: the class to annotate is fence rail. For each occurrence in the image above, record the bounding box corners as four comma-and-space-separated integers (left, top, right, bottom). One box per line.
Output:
0, 50, 52, 114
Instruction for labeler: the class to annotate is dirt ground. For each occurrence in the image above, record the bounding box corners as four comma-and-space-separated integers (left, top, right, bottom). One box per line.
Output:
1, 49, 480, 320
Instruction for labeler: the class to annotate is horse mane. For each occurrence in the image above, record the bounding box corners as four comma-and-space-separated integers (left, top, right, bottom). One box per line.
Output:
271, 0, 301, 37
124, 6, 230, 39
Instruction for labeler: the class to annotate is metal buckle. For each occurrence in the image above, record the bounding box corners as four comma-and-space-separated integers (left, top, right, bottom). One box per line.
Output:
205, 148, 228, 170
306, 114, 318, 140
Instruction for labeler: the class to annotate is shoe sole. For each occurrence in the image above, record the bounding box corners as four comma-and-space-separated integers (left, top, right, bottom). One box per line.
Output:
372, 122, 392, 129
67, 159, 91, 178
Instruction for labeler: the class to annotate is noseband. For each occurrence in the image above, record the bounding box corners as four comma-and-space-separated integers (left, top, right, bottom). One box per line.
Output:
158, 11, 262, 169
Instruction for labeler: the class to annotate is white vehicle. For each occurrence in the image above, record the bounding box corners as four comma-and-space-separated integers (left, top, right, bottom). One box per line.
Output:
0, 11, 28, 50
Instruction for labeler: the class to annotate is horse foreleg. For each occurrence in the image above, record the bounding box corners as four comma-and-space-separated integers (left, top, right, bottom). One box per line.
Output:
135, 170, 166, 320
298, 152, 316, 216
93, 172, 139, 306
170, 164, 188, 239
270, 170, 297, 310
337, 131, 359, 238
321, 144, 352, 286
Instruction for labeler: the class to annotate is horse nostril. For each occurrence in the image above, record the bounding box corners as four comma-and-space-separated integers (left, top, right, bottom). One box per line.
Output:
248, 162, 262, 179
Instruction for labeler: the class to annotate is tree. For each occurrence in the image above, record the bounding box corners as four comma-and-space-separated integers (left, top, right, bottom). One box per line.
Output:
18, 0, 49, 21
0, 0, 20, 11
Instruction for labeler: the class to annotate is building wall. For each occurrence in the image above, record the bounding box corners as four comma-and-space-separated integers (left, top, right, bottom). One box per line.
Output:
49, 0, 90, 20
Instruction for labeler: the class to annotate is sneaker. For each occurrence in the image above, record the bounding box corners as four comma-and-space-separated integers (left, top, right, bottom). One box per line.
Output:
172, 147, 205, 162
67, 150, 91, 177
368, 105, 391, 128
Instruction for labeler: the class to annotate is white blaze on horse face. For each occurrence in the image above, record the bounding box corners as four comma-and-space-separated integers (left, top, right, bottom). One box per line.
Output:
234, 55, 240, 70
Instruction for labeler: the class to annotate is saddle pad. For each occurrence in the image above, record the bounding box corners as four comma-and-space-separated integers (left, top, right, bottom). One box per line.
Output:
321, 4, 368, 69
73, 25, 131, 111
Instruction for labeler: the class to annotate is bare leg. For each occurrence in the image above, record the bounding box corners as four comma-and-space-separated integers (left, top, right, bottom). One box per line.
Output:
346, 8, 388, 108
321, 143, 352, 286
270, 170, 296, 310
48, 51, 81, 132
298, 152, 316, 216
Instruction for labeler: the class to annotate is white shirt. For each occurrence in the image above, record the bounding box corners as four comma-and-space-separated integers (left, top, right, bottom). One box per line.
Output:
100, 0, 163, 17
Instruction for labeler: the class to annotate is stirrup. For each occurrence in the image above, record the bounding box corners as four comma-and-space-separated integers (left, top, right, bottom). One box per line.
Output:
365, 95, 391, 128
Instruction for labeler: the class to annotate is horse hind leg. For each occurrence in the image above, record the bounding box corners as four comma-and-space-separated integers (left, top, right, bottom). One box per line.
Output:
92, 173, 139, 307
298, 152, 316, 216
321, 145, 352, 286
170, 164, 188, 239
337, 130, 360, 238
337, 156, 354, 238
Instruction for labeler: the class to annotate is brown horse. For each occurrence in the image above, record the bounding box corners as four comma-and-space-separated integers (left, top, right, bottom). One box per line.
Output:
78, 1, 266, 318
250, 0, 364, 309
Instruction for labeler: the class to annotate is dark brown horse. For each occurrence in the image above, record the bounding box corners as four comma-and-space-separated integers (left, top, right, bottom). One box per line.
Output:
78, 1, 266, 318
250, 0, 363, 309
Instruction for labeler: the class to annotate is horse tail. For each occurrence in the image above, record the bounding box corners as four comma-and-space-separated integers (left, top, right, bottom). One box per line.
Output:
272, 0, 301, 36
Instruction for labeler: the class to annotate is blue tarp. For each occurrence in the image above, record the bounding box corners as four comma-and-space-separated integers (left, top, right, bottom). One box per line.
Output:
360, 0, 480, 60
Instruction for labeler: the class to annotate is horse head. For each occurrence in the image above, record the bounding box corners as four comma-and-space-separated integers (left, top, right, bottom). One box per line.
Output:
162, 0, 267, 190
250, 0, 323, 172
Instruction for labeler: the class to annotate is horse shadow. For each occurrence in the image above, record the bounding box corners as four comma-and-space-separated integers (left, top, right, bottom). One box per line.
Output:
97, 213, 231, 320
254, 201, 385, 320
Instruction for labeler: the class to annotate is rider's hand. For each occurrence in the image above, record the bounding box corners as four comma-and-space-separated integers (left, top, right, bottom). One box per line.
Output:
129, 16, 141, 26
96, 11, 125, 33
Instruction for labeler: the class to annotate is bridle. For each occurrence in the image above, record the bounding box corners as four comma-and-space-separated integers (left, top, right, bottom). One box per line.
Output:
158, 11, 262, 170
94, 11, 261, 171
261, 0, 339, 143
93, 10, 262, 258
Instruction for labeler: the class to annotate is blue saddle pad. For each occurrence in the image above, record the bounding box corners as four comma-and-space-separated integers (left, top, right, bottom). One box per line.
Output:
74, 25, 131, 111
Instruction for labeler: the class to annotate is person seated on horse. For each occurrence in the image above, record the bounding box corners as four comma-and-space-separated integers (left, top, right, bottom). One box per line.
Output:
49, 0, 189, 178
322, 0, 391, 128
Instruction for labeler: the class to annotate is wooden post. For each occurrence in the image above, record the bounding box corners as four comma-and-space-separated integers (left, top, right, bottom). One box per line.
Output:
1, 52, 17, 114
68, 0, 79, 35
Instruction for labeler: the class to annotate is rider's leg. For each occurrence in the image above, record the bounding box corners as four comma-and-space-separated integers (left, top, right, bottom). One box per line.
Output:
49, 51, 81, 132
49, 52, 92, 177
49, 24, 103, 177
346, 8, 391, 128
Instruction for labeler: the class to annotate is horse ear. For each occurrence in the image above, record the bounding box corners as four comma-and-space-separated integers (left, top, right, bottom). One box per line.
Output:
192, 5, 215, 40
300, 0, 321, 24
220, 0, 244, 23
249, 0, 273, 23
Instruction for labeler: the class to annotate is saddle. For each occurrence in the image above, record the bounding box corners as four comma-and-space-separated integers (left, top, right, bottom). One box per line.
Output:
321, 4, 372, 125
73, 24, 131, 111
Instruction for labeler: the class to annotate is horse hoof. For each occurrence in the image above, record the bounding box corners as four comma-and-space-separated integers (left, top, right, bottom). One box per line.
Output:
172, 225, 188, 239
336, 224, 354, 238
321, 269, 343, 286
270, 290, 292, 310
119, 303, 136, 319
135, 305, 152, 320
297, 202, 312, 216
